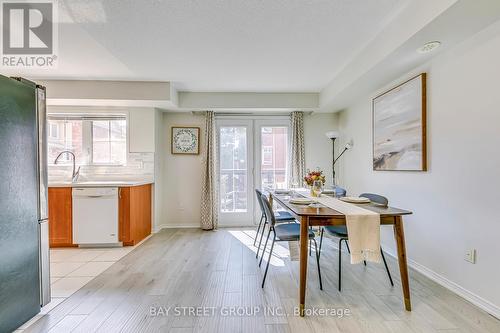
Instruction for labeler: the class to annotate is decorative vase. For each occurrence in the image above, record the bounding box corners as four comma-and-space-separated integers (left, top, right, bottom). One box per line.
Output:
310, 186, 317, 197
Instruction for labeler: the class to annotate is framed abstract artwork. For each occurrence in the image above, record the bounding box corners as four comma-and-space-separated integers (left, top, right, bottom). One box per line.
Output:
171, 127, 200, 155
373, 73, 427, 171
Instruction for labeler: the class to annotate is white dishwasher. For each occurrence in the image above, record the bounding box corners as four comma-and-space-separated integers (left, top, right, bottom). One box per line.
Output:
72, 187, 119, 245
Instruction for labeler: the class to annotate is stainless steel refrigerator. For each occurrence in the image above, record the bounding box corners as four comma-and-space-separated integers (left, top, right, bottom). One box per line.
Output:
0, 75, 50, 333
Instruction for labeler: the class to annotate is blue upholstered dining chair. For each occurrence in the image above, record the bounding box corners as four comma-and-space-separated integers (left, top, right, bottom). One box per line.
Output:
254, 189, 295, 260
259, 193, 323, 289
324, 186, 347, 198
335, 187, 347, 197
317, 193, 394, 291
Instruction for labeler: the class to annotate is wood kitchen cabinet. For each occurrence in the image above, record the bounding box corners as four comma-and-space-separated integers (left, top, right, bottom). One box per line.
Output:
119, 184, 152, 246
48, 187, 76, 247
48, 184, 152, 248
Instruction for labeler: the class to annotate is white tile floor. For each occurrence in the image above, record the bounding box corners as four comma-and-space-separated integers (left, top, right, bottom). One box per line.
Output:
49, 247, 134, 298
14, 245, 138, 332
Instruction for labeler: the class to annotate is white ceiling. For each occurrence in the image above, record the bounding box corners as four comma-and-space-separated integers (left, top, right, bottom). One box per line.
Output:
3, 0, 409, 92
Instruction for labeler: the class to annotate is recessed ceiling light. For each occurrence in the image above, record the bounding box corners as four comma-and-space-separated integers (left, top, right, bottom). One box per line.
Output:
417, 41, 441, 54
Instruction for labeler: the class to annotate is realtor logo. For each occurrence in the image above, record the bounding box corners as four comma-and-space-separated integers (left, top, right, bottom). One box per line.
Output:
1, 0, 57, 67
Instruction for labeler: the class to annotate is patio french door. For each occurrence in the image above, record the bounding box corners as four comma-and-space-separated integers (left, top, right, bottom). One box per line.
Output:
218, 120, 254, 226
217, 117, 290, 226
254, 119, 290, 192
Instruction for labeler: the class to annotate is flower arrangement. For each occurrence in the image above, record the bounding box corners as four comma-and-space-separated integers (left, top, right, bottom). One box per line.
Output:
303, 168, 326, 186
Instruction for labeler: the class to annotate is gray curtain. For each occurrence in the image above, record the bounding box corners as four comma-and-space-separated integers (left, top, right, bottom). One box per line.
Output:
200, 111, 218, 230
290, 111, 305, 186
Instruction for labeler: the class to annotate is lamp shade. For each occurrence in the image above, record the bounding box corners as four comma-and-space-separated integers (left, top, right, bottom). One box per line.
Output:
325, 131, 340, 139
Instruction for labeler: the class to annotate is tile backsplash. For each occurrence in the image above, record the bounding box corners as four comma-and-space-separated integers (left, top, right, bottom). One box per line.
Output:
48, 152, 155, 183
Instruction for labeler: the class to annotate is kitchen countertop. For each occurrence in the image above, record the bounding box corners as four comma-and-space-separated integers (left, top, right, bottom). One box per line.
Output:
48, 180, 154, 188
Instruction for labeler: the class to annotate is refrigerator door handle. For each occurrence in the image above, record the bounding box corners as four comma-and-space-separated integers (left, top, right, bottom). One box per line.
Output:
39, 219, 51, 306
36, 85, 51, 307
37, 86, 49, 221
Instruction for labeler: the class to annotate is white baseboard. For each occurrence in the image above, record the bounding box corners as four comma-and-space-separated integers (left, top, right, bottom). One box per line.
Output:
154, 224, 200, 232
384, 250, 500, 319
218, 224, 256, 228
154, 224, 257, 232
153, 224, 257, 233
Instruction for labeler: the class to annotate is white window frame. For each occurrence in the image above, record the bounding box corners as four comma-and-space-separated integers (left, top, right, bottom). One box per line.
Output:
48, 123, 59, 139
90, 118, 127, 165
254, 118, 291, 191
48, 115, 128, 166
216, 119, 254, 227
262, 146, 273, 166
215, 115, 291, 226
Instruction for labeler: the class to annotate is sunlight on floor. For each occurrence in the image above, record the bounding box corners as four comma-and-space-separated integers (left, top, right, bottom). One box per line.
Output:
228, 229, 291, 267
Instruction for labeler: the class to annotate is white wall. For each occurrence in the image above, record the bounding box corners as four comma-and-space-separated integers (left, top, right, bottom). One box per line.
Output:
160, 112, 205, 228
304, 113, 339, 188
337, 21, 500, 316
179, 92, 319, 109
41, 80, 175, 108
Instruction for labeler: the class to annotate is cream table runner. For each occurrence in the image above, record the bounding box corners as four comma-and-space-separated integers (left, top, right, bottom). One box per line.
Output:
297, 190, 382, 264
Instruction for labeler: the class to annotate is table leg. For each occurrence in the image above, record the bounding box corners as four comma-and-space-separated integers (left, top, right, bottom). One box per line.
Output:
394, 216, 411, 311
299, 216, 309, 317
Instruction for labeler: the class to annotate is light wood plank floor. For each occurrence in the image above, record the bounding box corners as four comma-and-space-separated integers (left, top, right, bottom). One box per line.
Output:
23, 228, 500, 333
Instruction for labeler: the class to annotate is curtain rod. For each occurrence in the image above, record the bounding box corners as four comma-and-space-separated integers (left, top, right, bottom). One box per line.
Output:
191, 111, 313, 116
48, 114, 126, 120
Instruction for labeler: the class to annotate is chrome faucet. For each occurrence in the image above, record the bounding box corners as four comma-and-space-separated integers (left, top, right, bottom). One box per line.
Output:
54, 151, 80, 182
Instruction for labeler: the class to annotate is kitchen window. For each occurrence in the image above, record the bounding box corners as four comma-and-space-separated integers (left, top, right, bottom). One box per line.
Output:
47, 119, 84, 163
48, 115, 127, 166
92, 120, 127, 164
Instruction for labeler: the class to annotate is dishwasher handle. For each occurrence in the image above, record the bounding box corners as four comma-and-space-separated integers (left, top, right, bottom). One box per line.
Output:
72, 187, 118, 197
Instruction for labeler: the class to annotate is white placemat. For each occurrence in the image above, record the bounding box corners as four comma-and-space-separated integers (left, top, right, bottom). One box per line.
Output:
297, 190, 382, 264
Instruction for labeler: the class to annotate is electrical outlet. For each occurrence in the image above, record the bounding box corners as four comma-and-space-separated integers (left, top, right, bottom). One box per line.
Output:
465, 249, 476, 264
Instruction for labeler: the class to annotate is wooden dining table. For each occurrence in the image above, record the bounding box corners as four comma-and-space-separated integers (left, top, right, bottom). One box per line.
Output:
268, 191, 413, 317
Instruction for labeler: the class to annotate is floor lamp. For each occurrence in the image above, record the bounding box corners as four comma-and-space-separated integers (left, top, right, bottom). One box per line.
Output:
325, 131, 352, 189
